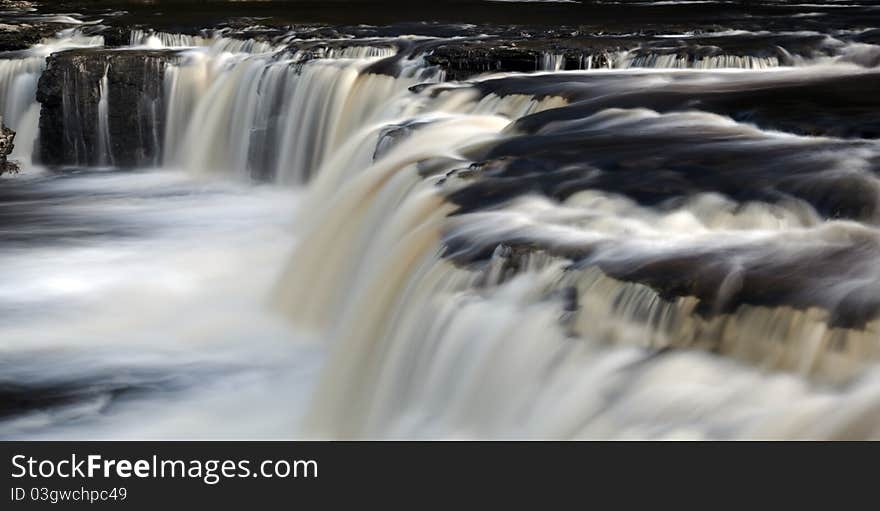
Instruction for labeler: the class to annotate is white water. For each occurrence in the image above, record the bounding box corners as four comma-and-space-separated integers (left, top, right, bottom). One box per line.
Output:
540, 53, 566, 71
271, 72, 880, 438
130, 29, 212, 49
0, 29, 103, 166
160, 36, 440, 182
282, 117, 880, 438
0, 56, 41, 165
0, 171, 320, 439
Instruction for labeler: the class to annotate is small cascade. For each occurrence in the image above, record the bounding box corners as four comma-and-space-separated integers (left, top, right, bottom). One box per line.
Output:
571, 51, 782, 70
540, 50, 783, 72
0, 29, 103, 167
615, 51, 781, 69
130, 29, 212, 48
96, 64, 112, 167
540, 53, 565, 71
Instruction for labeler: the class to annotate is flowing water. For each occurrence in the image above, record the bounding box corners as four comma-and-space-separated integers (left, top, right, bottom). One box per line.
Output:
0, 29, 103, 166
2, 1, 880, 439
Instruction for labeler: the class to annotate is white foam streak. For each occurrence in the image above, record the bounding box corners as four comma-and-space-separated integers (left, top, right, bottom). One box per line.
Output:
96, 64, 112, 167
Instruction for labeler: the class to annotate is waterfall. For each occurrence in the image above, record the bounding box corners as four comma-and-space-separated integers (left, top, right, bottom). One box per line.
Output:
540, 53, 565, 71
273, 84, 569, 327
161, 37, 441, 182
0, 57, 42, 166
274, 114, 509, 329
4, 5, 880, 440
0, 29, 103, 167
20, 29, 878, 173
269, 66, 880, 438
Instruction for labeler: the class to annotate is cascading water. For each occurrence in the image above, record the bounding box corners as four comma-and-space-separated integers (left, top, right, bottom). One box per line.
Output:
160, 37, 441, 182
0, 29, 103, 166
540, 53, 565, 71
95, 64, 111, 167
3, 5, 880, 440
540, 50, 782, 70
0, 57, 42, 164
130, 29, 212, 49
273, 65, 880, 438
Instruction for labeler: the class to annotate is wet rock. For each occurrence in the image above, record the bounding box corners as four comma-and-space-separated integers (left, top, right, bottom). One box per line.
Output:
0, 120, 17, 174
36, 49, 177, 168
0, 22, 58, 52
101, 25, 136, 48
426, 44, 551, 80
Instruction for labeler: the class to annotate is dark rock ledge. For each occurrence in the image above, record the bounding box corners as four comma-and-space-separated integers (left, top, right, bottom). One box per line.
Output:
0, 22, 59, 52
36, 49, 179, 168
